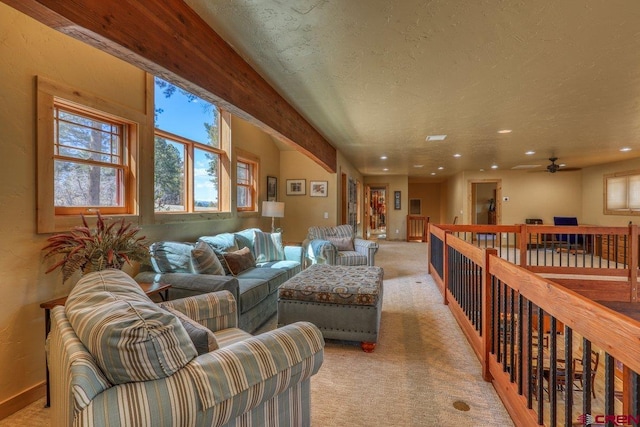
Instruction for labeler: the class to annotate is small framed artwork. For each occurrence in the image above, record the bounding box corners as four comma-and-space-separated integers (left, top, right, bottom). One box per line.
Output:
394, 191, 401, 210
286, 179, 306, 196
267, 176, 277, 201
310, 181, 328, 197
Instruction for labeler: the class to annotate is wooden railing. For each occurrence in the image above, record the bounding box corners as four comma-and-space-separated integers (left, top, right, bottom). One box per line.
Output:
428, 224, 640, 426
406, 215, 429, 242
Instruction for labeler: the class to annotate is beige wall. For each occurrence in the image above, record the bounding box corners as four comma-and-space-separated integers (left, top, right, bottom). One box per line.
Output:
0, 5, 281, 413
408, 182, 442, 224
581, 157, 640, 226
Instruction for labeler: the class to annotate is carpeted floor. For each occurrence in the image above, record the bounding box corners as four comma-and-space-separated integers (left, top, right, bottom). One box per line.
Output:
0, 240, 513, 426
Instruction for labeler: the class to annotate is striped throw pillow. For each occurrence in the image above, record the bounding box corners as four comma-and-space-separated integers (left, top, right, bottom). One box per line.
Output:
191, 240, 225, 275
65, 269, 196, 385
253, 231, 285, 263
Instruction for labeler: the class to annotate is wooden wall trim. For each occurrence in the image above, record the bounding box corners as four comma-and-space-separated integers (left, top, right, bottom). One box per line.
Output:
3, 0, 337, 172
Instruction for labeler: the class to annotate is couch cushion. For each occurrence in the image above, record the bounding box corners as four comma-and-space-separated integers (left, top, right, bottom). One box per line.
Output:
336, 251, 368, 266
149, 241, 194, 273
256, 260, 301, 279
253, 230, 285, 262
239, 267, 288, 293
237, 278, 270, 313
191, 240, 225, 275
162, 306, 218, 354
223, 247, 256, 276
65, 269, 197, 385
234, 228, 260, 253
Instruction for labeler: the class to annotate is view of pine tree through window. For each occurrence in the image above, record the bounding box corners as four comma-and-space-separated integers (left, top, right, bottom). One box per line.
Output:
53, 103, 127, 214
154, 77, 221, 212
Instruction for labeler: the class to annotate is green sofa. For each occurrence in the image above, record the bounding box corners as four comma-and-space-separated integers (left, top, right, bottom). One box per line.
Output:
135, 228, 303, 333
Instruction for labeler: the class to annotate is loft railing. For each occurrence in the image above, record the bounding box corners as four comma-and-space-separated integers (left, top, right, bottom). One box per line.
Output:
406, 215, 429, 242
428, 224, 640, 426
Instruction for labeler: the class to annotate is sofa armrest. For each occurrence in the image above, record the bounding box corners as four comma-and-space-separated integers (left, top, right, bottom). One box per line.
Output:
185, 321, 324, 412
304, 238, 336, 264
354, 238, 379, 266
283, 245, 303, 263
159, 290, 238, 331
135, 271, 239, 302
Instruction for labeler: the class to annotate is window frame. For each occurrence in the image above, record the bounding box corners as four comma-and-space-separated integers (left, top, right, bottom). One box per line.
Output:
37, 76, 142, 233
235, 148, 259, 213
604, 170, 640, 215
151, 75, 232, 221
53, 101, 130, 216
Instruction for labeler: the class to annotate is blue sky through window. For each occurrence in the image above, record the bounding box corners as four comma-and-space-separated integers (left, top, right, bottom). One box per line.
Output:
154, 77, 218, 203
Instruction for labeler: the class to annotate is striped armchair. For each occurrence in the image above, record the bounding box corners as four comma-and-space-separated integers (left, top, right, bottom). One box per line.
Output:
303, 224, 379, 266
47, 270, 324, 427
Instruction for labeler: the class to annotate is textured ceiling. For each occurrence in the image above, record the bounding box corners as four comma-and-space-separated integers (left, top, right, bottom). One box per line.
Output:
186, 0, 640, 180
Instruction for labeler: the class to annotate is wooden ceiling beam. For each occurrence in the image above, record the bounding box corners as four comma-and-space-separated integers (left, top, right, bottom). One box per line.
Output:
2, 0, 336, 172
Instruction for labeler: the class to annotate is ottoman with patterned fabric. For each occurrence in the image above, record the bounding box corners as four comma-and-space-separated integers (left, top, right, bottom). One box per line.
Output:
277, 264, 383, 352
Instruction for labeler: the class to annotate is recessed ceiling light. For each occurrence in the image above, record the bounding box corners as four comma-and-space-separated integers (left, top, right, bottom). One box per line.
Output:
491, 165, 499, 169
380, 155, 388, 160
497, 129, 512, 134
559, 163, 566, 167
620, 147, 632, 152
431, 172, 436, 176
413, 164, 424, 168
383, 168, 389, 171
480, 168, 485, 172
426, 134, 447, 141
438, 166, 444, 170
525, 151, 535, 155
453, 153, 462, 158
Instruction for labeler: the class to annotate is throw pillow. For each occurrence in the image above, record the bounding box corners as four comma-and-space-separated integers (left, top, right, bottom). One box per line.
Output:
328, 236, 355, 251
253, 230, 285, 263
162, 306, 218, 354
149, 241, 194, 273
222, 247, 256, 276
191, 240, 225, 275
199, 234, 239, 275
65, 269, 196, 385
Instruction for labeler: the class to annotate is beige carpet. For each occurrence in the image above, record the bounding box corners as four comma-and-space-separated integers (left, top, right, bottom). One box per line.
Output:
0, 240, 513, 426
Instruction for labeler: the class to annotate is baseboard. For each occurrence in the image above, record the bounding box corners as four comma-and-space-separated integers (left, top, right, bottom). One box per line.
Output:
0, 382, 46, 421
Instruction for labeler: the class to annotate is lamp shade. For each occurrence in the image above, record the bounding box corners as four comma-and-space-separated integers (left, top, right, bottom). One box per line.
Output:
262, 201, 285, 218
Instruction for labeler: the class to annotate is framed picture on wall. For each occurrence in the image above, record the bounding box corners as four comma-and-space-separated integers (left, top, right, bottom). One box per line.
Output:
394, 191, 401, 210
267, 176, 277, 201
310, 181, 328, 197
286, 179, 306, 196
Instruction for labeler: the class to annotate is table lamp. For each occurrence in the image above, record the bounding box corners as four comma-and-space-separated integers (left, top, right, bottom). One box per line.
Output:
262, 201, 285, 233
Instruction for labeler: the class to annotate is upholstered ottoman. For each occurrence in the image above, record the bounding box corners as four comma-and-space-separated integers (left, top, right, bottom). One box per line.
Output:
278, 264, 383, 352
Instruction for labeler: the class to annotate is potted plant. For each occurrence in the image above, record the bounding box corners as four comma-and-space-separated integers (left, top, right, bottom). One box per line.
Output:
42, 213, 150, 283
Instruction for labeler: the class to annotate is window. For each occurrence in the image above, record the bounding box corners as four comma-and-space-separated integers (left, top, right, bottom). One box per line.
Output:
604, 170, 640, 215
53, 103, 129, 214
236, 157, 258, 212
153, 76, 230, 213
37, 77, 141, 233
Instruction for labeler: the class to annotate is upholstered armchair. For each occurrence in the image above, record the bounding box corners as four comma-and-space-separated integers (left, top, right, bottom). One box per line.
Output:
47, 269, 324, 427
303, 224, 379, 266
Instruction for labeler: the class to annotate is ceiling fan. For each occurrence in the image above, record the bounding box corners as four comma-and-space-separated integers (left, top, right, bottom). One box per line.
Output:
544, 157, 581, 173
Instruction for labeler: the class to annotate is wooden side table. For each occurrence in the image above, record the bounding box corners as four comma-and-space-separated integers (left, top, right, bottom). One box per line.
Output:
39, 282, 170, 407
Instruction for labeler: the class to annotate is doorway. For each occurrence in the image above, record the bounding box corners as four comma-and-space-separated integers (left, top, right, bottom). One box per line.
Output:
469, 180, 501, 225
367, 185, 387, 239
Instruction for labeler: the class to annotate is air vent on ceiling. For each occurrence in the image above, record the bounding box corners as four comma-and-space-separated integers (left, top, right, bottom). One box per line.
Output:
426, 135, 447, 141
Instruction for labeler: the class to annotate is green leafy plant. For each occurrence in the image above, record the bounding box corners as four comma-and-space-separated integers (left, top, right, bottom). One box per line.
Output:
42, 213, 150, 282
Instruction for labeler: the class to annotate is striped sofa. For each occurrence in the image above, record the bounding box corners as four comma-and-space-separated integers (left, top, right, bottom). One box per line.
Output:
48, 270, 324, 427
303, 224, 379, 266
